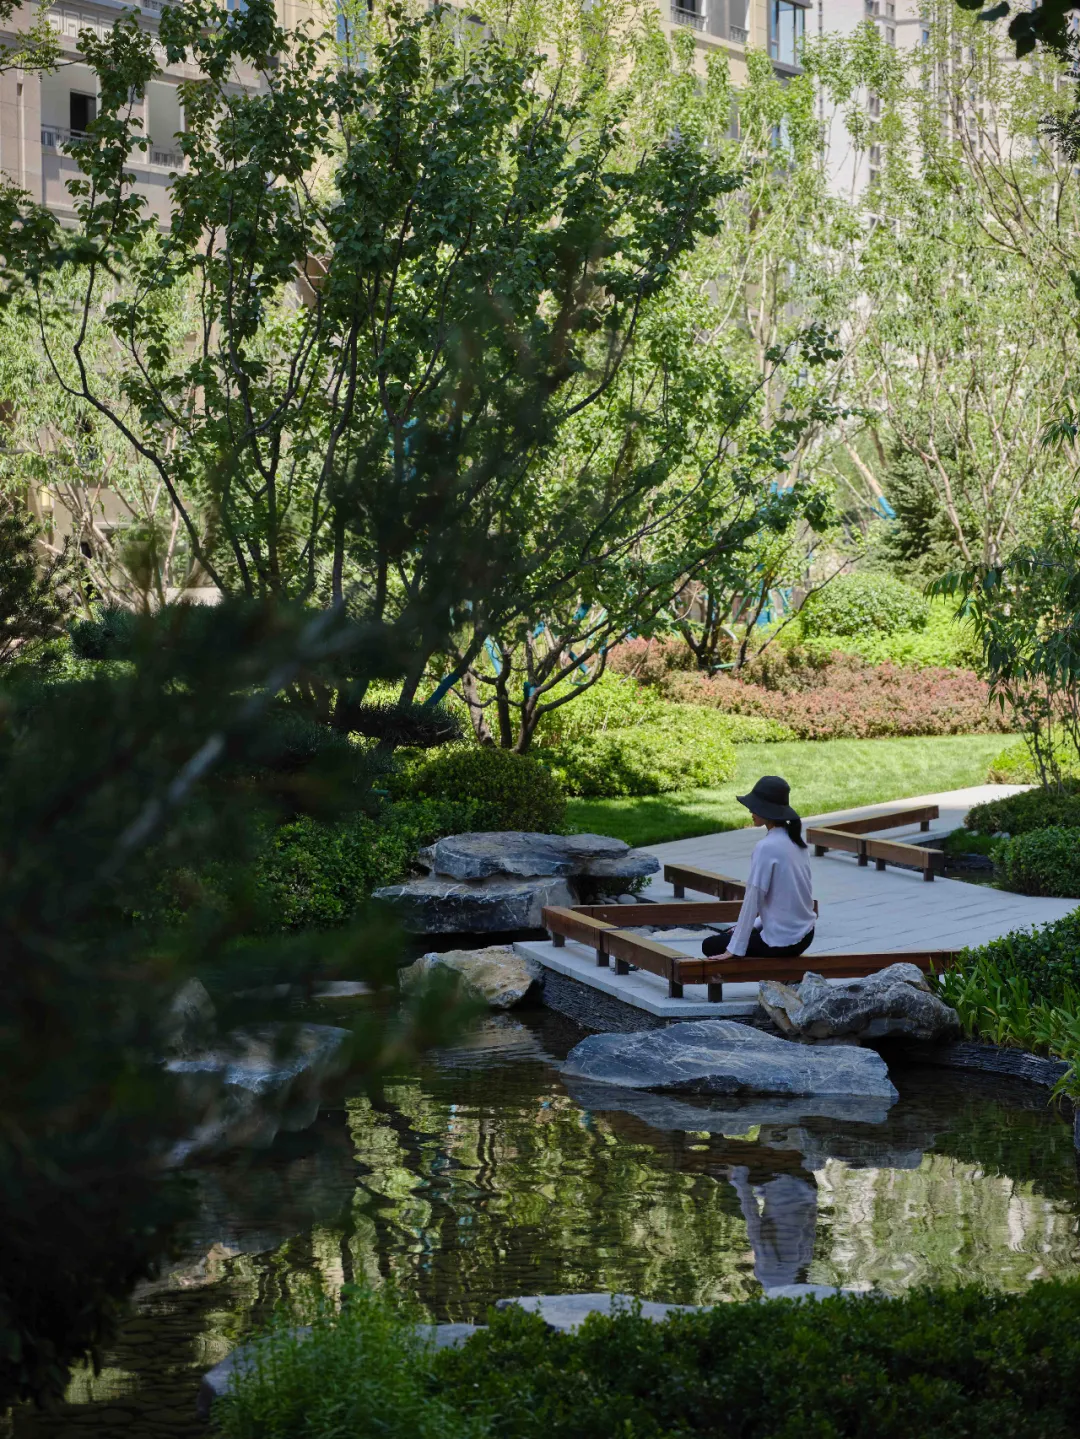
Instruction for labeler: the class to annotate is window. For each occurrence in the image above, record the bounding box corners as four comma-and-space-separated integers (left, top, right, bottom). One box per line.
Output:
921, 25, 930, 44
69, 92, 96, 134
886, 1, 895, 14
769, 0, 804, 66
868, 92, 881, 117
886, 25, 895, 45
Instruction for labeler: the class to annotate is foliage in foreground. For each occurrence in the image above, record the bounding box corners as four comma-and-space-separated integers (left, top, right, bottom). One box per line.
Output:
216, 1281, 1080, 1439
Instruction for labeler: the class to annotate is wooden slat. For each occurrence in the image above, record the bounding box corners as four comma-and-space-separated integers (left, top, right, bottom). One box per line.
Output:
602, 928, 689, 996
542, 906, 615, 964
864, 837, 940, 869
830, 805, 939, 836
663, 863, 746, 900
574, 901, 745, 925
806, 826, 866, 858
698, 950, 956, 987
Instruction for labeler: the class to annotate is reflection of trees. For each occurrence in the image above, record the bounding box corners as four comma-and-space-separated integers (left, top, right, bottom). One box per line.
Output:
346, 1082, 760, 1313
811, 1156, 1080, 1293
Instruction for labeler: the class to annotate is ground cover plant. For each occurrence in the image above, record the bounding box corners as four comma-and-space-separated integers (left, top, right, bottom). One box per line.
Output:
565, 733, 1008, 847
215, 1281, 1080, 1439
936, 911, 1080, 1096
661, 652, 1008, 741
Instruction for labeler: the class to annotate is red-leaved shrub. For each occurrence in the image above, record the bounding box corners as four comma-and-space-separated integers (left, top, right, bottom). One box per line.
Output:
662, 653, 1010, 741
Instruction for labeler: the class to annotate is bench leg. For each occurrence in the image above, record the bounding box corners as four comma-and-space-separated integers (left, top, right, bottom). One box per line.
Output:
672, 883, 685, 899
875, 858, 886, 872
596, 949, 609, 968
857, 852, 869, 867
813, 845, 826, 857
920, 819, 931, 831
615, 957, 630, 976
668, 978, 684, 999
551, 932, 565, 948
707, 981, 724, 1002
922, 868, 934, 882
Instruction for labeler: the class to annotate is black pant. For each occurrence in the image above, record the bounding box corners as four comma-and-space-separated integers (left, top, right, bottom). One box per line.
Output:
701, 926, 814, 959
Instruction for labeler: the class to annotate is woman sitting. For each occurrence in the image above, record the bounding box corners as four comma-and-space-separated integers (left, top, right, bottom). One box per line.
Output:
701, 775, 816, 962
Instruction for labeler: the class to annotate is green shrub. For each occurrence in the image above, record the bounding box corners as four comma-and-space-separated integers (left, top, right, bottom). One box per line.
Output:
430, 1286, 1080, 1439
255, 799, 482, 930
544, 710, 736, 797
216, 1287, 482, 1439
534, 671, 664, 745
797, 597, 977, 668
665, 707, 794, 743
949, 909, 1080, 1009
799, 572, 930, 638
997, 826, 1080, 899
403, 746, 567, 832
987, 737, 1080, 785
965, 781, 1080, 836
219, 1281, 1080, 1439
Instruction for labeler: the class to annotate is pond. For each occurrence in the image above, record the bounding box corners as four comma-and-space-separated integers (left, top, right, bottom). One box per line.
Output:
10, 1007, 1080, 1437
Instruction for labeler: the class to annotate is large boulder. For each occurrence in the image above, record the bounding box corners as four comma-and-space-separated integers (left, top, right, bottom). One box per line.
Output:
400, 946, 542, 1009
759, 965, 961, 1042
417, 831, 657, 882
372, 873, 574, 933
561, 1020, 897, 1101
561, 1079, 896, 1132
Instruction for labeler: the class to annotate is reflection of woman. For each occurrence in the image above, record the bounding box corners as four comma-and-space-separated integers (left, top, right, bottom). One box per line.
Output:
728, 1166, 818, 1289
701, 775, 815, 962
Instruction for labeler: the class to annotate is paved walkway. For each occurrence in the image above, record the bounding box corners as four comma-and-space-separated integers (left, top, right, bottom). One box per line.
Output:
517, 785, 1080, 1020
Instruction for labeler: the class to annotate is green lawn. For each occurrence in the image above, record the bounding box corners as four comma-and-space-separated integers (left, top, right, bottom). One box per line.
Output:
566, 733, 1011, 847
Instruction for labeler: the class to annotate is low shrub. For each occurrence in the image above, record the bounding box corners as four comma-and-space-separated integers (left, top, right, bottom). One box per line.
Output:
216, 1287, 481, 1439
220, 1281, 1080, 1439
255, 798, 483, 930
605, 636, 696, 684
946, 909, 1080, 1010
543, 709, 737, 797
796, 597, 978, 669
402, 746, 567, 833
997, 827, 1080, 899
987, 737, 1080, 785
965, 781, 1080, 837
533, 671, 664, 745
664, 654, 1008, 741
799, 571, 930, 637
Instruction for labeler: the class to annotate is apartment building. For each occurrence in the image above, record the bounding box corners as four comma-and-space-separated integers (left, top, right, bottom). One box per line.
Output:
0, 0, 312, 223
658, 0, 810, 84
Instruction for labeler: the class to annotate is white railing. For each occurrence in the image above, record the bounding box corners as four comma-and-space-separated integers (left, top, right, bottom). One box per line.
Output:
671, 4, 705, 30
41, 127, 184, 171
41, 125, 93, 149
730, 23, 749, 42
150, 149, 184, 170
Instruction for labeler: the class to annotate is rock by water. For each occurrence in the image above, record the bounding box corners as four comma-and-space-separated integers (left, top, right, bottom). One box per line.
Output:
373, 872, 574, 933
759, 964, 960, 1042
418, 831, 652, 881
561, 1020, 897, 1101
400, 946, 542, 1009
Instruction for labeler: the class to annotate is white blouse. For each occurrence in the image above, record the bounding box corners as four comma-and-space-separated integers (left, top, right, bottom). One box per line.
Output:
727, 825, 815, 956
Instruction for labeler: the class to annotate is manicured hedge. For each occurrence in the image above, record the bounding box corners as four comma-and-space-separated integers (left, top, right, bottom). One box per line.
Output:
997, 827, 1080, 900
218, 1282, 1080, 1439
951, 908, 1080, 1009
400, 746, 567, 833
965, 781, 1080, 837
541, 708, 737, 797
798, 571, 929, 637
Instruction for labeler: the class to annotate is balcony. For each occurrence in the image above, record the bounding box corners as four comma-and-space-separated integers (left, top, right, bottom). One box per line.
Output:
730, 23, 749, 41
41, 124, 93, 149
41, 126, 183, 171
671, 4, 706, 30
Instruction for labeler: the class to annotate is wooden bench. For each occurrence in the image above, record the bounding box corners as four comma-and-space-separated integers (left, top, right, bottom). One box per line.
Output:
664, 863, 746, 900
806, 805, 944, 882
541, 904, 949, 1000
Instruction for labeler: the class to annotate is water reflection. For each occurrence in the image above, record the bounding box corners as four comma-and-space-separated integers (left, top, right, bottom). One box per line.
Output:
10, 1012, 1080, 1436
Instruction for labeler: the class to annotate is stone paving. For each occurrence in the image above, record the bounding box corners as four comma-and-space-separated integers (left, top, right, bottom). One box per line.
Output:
516, 785, 1080, 1019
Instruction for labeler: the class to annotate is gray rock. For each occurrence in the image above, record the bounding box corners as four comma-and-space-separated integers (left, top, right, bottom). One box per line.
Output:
196, 1322, 482, 1418
580, 851, 661, 880
162, 977, 216, 1057
373, 873, 574, 932
561, 1020, 897, 1100
496, 1293, 698, 1331
759, 964, 961, 1042
166, 1023, 350, 1163
418, 831, 638, 881
400, 946, 542, 1009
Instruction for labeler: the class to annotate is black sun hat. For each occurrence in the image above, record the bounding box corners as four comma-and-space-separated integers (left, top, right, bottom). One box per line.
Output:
736, 775, 799, 823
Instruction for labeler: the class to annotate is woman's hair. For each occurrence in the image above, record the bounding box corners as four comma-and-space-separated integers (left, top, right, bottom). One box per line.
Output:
784, 815, 807, 849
